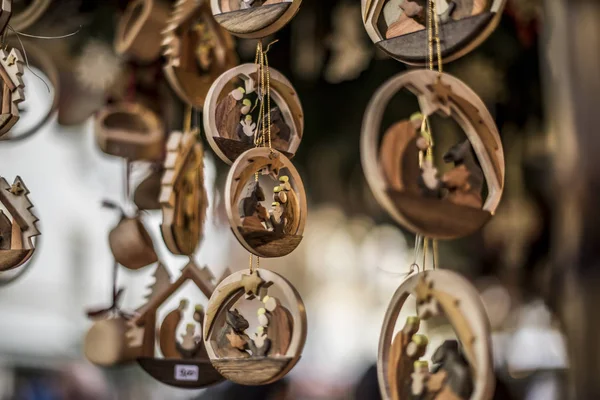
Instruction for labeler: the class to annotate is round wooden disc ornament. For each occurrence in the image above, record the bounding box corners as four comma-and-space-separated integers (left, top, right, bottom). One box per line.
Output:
203, 63, 304, 164
0, 176, 40, 272
95, 102, 164, 161
162, 0, 237, 109
361, 0, 506, 65
204, 268, 307, 385
225, 147, 306, 258
115, 0, 170, 62
378, 269, 494, 400
210, 0, 302, 39
159, 129, 208, 256
361, 70, 504, 239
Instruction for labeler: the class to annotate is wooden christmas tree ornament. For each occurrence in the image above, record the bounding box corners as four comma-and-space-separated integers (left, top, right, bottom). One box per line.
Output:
130, 262, 225, 388
0, 176, 40, 271
115, 0, 170, 62
95, 103, 164, 161
361, 69, 504, 239
162, 0, 237, 109
0, 47, 25, 138
160, 129, 208, 256
361, 0, 506, 65
204, 63, 304, 164
204, 268, 306, 385
109, 216, 158, 270
225, 147, 306, 258
210, 0, 302, 39
378, 269, 494, 400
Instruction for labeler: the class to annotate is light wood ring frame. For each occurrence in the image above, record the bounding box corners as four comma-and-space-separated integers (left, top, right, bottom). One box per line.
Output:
378, 270, 494, 400
9, 0, 52, 31
225, 147, 307, 258
361, 0, 506, 65
95, 102, 164, 161
210, 0, 302, 39
361, 70, 504, 239
204, 63, 304, 165
204, 268, 307, 385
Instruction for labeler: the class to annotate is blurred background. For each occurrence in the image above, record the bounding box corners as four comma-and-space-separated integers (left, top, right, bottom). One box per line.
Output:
1, 0, 597, 398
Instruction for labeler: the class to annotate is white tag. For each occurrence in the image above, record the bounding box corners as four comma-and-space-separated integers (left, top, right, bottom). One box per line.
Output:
174, 364, 199, 381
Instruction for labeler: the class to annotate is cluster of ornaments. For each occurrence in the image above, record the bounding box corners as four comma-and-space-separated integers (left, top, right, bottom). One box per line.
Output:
360, 0, 506, 399
86, 0, 306, 390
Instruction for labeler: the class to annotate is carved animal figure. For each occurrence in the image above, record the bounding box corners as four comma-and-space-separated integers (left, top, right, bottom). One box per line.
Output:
216, 309, 251, 358
441, 140, 483, 208
431, 340, 473, 399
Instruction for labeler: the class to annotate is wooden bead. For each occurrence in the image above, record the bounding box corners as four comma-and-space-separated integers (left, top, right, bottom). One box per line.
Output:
109, 217, 158, 270
211, 0, 302, 39
361, 70, 504, 239
362, 0, 506, 65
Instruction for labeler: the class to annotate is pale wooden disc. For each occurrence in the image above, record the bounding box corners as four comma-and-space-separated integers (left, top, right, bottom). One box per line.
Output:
361, 69, 504, 239
378, 269, 495, 400
361, 0, 506, 65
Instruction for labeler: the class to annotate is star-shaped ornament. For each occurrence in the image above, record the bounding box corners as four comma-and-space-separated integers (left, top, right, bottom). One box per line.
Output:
9, 182, 24, 195
426, 77, 453, 116
241, 270, 265, 299
6, 54, 16, 66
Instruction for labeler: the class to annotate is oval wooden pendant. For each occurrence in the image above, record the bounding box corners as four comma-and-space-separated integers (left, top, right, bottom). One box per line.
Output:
361, 70, 504, 239
0, 48, 25, 139
109, 217, 158, 270
204, 63, 304, 164
210, 0, 302, 39
225, 148, 306, 258
204, 268, 307, 385
361, 0, 506, 65
0, 176, 40, 272
378, 270, 494, 400
129, 262, 225, 388
160, 129, 208, 256
162, 0, 237, 109
95, 102, 164, 161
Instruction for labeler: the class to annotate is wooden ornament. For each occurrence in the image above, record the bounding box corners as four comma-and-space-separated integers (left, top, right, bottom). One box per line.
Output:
10, 0, 52, 31
130, 262, 224, 388
95, 102, 164, 161
204, 268, 306, 385
361, 70, 504, 239
0, 0, 11, 37
115, 0, 171, 62
361, 0, 506, 65
0, 176, 39, 271
84, 317, 142, 367
225, 148, 306, 258
204, 63, 304, 164
159, 129, 207, 256
162, 0, 237, 109
133, 165, 163, 210
0, 47, 25, 138
109, 217, 158, 270
378, 270, 494, 400
210, 0, 301, 39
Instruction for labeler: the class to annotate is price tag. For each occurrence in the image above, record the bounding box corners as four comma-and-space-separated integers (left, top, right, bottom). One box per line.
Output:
174, 364, 199, 381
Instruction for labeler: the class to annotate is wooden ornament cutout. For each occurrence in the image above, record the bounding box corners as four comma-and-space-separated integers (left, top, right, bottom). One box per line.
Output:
162, 0, 237, 109
204, 63, 304, 164
10, 0, 51, 31
361, 0, 506, 65
130, 262, 225, 389
361, 70, 504, 239
0, 48, 25, 138
210, 0, 302, 39
160, 129, 207, 256
109, 216, 158, 270
95, 103, 164, 161
134, 165, 163, 210
204, 268, 306, 385
115, 0, 171, 62
225, 148, 306, 258
0, 176, 39, 271
378, 270, 494, 400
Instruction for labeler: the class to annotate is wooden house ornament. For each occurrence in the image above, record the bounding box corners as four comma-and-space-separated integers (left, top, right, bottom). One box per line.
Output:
0, 176, 40, 271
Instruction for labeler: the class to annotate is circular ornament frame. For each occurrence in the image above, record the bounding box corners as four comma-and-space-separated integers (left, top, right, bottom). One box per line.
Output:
210, 0, 302, 39
378, 269, 495, 400
361, 69, 504, 239
203, 268, 307, 385
225, 147, 306, 258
